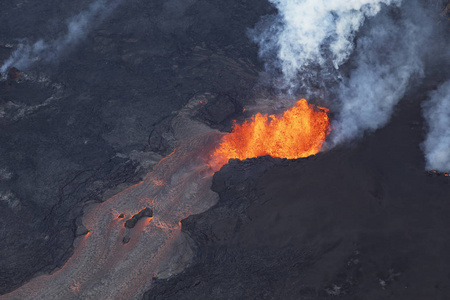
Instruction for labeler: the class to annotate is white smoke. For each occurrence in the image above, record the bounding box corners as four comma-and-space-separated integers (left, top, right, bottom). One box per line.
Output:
329, 10, 429, 145
251, 0, 450, 153
422, 80, 450, 172
0, 0, 122, 73
250, 0, 402, 91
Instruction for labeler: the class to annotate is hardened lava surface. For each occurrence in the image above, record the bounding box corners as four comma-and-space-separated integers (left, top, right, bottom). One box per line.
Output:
144, 77, 450, 299
0, 0, 270, 294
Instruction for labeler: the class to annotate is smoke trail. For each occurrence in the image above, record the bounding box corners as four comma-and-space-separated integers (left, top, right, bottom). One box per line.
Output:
250, 0, 402, 92
422, 80, 450, 172
0, 0, 122, 73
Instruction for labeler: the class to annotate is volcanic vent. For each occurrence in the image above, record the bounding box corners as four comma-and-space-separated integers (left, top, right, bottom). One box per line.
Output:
212, 99, 330, 168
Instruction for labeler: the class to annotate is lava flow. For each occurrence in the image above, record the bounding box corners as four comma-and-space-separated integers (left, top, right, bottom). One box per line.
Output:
212, 99, 330, 168
0, 97, 329, 300
1, 96, 220, 300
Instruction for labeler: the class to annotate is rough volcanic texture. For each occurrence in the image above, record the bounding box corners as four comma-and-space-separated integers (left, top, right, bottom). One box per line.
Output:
194, 93, 244, 131
1, 0, 448, 298
0, 0, 271, 294
124, 207, 153, 229
144, 82, 450, 299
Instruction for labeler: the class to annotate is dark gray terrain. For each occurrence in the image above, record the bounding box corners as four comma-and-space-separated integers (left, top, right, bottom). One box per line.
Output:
0, 0, 449, 299
144, 78, 450, 299
0, 0, 270, 294
142, 3, 450, 299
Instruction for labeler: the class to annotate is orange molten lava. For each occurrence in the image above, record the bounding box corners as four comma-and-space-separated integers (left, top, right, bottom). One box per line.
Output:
212, 99, 330, 168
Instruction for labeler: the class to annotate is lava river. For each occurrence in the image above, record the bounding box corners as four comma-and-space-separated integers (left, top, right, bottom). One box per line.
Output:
1, 97, 330, 300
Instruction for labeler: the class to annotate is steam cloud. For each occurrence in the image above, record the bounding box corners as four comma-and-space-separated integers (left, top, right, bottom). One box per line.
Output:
0, 0, 122, 73
330, 5, 430, 145
422, 80, 450, 172
252, 0, 449, 170
250, 0, 402, 91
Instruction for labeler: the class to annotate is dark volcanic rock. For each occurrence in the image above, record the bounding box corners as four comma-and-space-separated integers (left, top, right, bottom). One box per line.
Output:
124, 207, 153, 229
7, 67, 23, 82
194, 94, 242, 130
1, 0, 447, 298
0, 0, 270, 294
122, 235, 131, 244
144, 91, 450, 299
74, 218, 89, 237
148, 115, 177, 156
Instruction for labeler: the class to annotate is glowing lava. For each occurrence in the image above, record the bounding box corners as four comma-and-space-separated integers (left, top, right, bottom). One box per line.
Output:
212, 99, 330, 168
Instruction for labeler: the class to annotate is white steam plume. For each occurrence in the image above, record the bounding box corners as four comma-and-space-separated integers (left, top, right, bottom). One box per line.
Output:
250, 0, 401, 91
422, 80, 450, 172
0, 0, 122, 73
251, 0, 448, 149
329, 9, 429, 145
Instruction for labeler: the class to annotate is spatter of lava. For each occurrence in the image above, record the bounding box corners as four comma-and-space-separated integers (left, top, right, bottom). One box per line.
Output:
212, 99, 330, 168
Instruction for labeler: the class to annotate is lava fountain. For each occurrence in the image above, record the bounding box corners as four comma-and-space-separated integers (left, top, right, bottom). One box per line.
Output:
212, 99, 330, 168
1, 96, 330, 300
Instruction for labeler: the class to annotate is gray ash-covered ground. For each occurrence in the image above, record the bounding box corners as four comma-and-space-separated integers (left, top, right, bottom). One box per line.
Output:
0, 0, 270, 294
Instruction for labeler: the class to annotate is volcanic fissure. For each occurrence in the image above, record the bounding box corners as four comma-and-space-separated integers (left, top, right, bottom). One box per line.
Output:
211, 99, 330, 169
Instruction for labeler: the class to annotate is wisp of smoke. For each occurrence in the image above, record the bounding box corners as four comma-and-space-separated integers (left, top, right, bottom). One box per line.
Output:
0, 0, 122, 73
250, 0, 402, 92
422, 80, 450, 172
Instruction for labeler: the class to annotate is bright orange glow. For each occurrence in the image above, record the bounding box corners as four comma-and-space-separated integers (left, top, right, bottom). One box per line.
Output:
152, 179, 165, 186
212, 99, 330, 168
